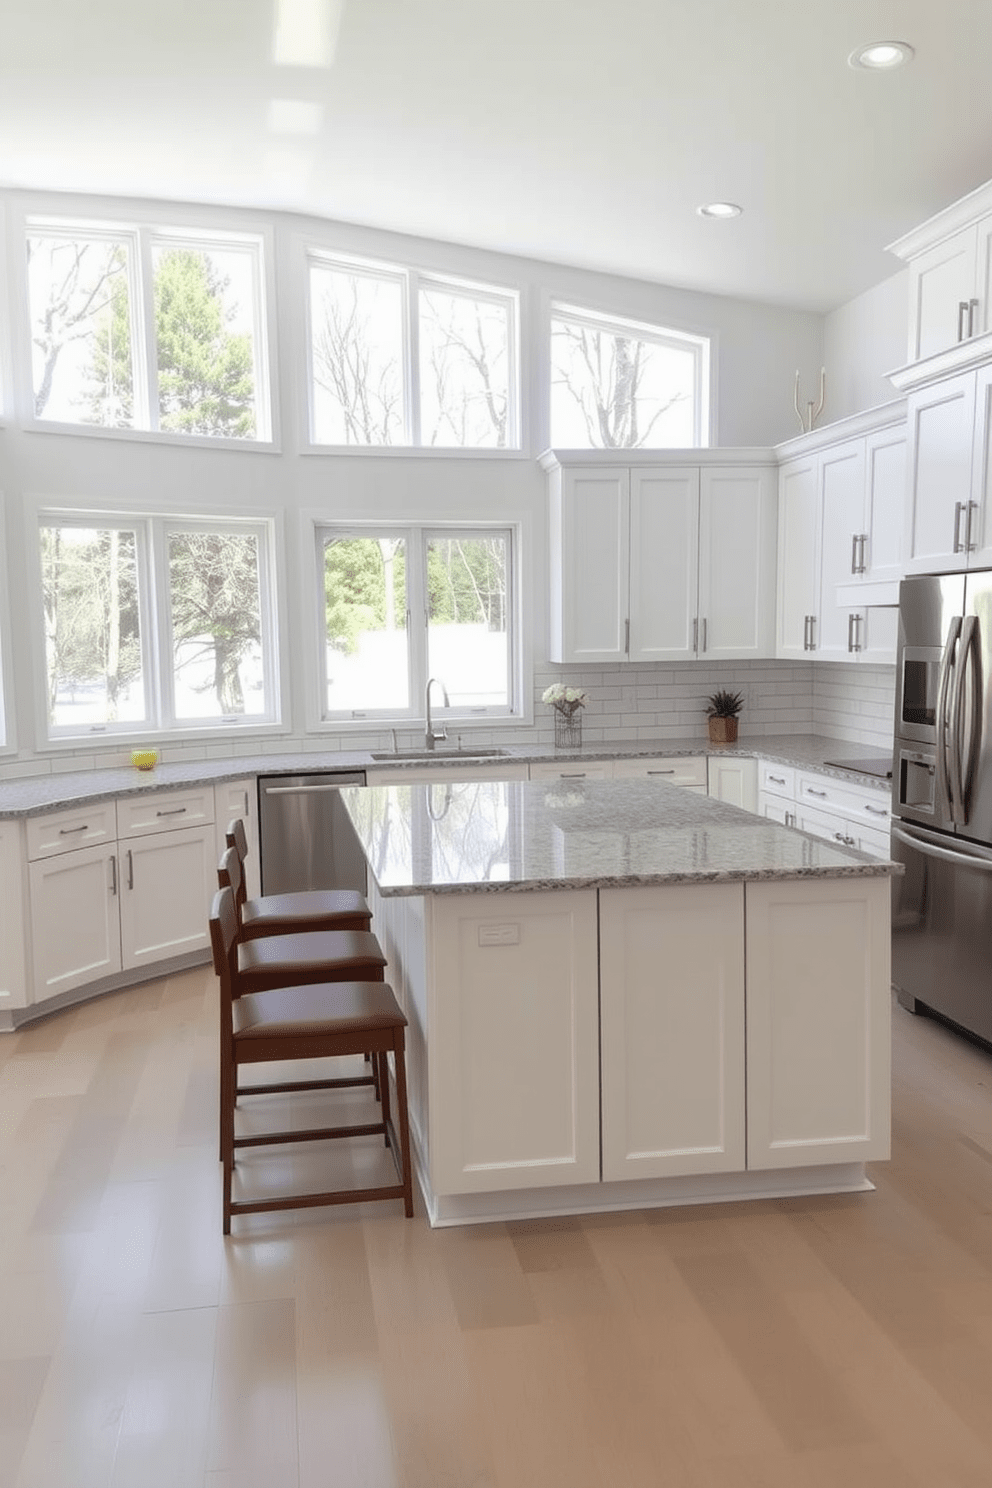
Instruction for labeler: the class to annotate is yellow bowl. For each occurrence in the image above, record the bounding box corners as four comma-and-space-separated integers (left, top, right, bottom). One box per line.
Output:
131, 749, 159, 772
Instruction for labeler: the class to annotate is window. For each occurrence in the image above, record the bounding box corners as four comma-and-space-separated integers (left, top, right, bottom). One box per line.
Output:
37, 513, 279, 739
26, 219, 271, 441
318, 525, 515, 720
550, 303, 709, 449
308, 251, 517, 449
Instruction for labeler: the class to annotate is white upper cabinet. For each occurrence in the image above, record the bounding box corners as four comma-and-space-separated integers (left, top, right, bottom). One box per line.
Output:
777, 411, 906, 664
903, 366, 992, 573
888, 180, 992, 367
544, 452, 776, 666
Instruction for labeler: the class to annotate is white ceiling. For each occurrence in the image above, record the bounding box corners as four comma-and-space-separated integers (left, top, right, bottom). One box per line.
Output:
2, 0, 991, 312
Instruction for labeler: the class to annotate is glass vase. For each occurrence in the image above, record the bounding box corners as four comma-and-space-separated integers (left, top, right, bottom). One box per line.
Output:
554, 708, 582, 750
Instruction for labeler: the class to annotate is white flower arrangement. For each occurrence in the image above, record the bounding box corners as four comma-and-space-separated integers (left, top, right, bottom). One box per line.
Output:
542, 684, 587, 716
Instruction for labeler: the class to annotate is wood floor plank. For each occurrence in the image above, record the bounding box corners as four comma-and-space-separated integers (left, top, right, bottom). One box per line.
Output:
205, 1299, 299, 1486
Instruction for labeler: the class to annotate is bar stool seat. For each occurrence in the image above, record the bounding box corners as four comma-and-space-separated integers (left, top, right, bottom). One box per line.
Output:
226, 818, 372, 937
236, 928, 387, 992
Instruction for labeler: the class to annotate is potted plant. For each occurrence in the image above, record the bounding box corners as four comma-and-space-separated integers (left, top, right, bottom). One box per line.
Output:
705, 688, 744, 744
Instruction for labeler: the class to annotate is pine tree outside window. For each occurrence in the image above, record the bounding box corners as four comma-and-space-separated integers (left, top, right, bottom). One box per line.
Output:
25, 218, 271, 443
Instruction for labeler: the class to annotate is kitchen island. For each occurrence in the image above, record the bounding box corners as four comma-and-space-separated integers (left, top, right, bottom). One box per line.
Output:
342, 777, 898, 1227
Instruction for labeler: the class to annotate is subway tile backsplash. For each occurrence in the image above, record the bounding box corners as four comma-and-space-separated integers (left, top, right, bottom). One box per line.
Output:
0, 659, 896, 781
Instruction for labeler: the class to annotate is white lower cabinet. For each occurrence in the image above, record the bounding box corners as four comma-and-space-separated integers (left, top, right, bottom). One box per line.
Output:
528, 761, 613, 783
612, 756, 707, 791
118, 823, 217, 971
25, 790, 218, 1007
215, 777, 260, 896
745, 877, 891, 1168
707, 756, 758, 811
428, 889, 601, 1195
599, 883, 746, 1180
29, 841, 123, 1001
0, 821, 28, 1012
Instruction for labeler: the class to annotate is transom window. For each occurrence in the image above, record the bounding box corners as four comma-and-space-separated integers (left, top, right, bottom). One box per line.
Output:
26, 218, 271, 442
37, 514, 279, 739
307, 251, 518, 449
318, 526, 515, 720
550, 303, 709, 448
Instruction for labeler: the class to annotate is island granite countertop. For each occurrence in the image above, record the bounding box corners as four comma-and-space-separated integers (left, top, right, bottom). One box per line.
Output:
340, 777, 900, 897
0, 733, 892, 819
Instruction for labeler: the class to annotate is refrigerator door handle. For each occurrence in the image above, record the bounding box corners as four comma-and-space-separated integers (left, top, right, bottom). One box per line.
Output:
950, 614, 981, 824
892, 824, 992, 872
934, 615, 961, 821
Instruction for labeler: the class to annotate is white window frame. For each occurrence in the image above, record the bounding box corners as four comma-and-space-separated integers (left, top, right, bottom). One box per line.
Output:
0, 495, 14, 753
16, 208, 275, 448
305, 246, 521, 453
28, 504, 284, 747
549, 300, 712, 449
313, 521, 522, 728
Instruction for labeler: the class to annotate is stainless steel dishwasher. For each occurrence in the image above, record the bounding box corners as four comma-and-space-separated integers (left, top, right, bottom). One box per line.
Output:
257, 772, 368, 895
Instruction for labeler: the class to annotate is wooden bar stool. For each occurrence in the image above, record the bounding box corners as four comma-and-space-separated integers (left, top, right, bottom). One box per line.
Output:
210, 887, 414, 1234
225, 818, 372, 938
217, 845, 387, 1145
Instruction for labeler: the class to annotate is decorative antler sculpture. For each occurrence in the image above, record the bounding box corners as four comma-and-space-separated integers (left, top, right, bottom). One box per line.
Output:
794, 368, 826, 434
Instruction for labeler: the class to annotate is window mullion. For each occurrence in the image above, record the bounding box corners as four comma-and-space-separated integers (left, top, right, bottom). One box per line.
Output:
407, 528, 428, 718
407, 270, 421, 447
143, 518, 168, 728
136, 229, 159, 430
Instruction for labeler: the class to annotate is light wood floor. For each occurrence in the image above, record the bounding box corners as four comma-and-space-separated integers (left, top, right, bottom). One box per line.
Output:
1, 967, 990, 1488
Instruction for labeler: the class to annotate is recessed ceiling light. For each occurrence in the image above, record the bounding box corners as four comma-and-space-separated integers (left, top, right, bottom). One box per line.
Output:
849, 39, 914, 70
697, 202, 742, 220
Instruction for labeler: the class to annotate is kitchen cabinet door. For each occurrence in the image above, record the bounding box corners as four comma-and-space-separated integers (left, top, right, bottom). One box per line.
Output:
966, 358, 992, 568
599, 883, 746, 1180
904, 371, 977, 575
698, 466, 777, 660
863, 427, 907, 587
817, 441, 867, 662
707, 756, 757, 813
776, 456, 820, 658
628, 466, 698, 660
550, 466, 629, 663
907, 224, 979, 362
28, 842, 122, 1002
745, 876, 890, 1169
215, 777, 259, 897
119, 823, 216, 971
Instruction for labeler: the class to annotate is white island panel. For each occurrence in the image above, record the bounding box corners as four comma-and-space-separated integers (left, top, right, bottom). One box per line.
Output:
428, 890, 600, 1194
600, 883, 746, 1180
745, 876, 891, 1168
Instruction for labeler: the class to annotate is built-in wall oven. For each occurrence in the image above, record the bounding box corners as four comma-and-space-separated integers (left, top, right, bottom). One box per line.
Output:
891, 571, 992, 1047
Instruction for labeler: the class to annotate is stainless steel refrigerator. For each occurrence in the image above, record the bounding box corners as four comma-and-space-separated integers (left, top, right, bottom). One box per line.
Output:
891, 570, 992, 1046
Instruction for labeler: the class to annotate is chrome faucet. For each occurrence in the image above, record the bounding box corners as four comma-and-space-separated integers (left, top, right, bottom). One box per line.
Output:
425, 676, 450, 749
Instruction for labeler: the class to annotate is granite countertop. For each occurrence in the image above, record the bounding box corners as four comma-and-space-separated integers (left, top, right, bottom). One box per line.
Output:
0, 734, 893, 819
340, 778, 899, 897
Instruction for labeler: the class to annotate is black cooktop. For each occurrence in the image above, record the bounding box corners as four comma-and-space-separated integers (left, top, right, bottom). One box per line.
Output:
822, 756, 893, 780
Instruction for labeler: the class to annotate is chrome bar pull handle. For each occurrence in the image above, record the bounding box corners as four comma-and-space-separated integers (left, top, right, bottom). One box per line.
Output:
126, 849, 134, 890
847, 613, 855, 653
935, 615, 962, 821
969, 297, 980, 337
958, 301, 969, 341
702, 618, 707, 653
954, 502, 965, 553
109, 854, 117, 896
808, 614, 816, 651
966, 500, 978, 552
625, 617, 630, 655
693, 617, 698, 653
851, 533, 859, 575
858, 533, 868, 573
853, 613, 863, 653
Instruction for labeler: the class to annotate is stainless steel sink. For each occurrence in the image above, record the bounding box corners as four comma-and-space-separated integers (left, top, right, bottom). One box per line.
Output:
370, 747, 512, 762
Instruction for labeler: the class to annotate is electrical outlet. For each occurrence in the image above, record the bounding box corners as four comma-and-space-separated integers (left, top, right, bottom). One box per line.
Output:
478, 923, 520, 947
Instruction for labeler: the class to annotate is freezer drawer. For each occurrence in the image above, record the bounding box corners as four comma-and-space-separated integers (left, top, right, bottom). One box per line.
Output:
891, 821, 992, 1045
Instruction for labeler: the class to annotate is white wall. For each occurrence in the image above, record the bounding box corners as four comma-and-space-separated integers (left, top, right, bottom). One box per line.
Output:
823, 269, 908, 422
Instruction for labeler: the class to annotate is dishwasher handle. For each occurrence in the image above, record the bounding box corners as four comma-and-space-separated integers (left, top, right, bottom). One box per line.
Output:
262, 781, 365, 795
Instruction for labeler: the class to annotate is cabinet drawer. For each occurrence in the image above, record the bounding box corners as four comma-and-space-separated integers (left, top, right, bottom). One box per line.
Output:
759, 762, 795, 800
794, 803, 859, 847
116, 787, 215, 840
529, 761, 613, 782
797, 772, 890, 823
613, 756, 707, 788
26, 802, 117, 861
